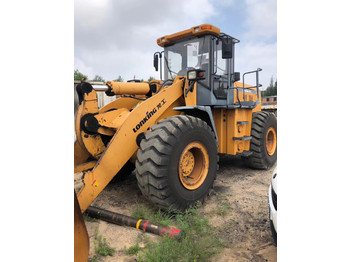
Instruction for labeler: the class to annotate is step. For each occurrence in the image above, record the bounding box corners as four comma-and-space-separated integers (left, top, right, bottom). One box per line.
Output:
233, 136, 252, 141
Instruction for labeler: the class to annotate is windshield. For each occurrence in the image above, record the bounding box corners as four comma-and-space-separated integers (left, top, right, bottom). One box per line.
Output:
164, 35, 210, 80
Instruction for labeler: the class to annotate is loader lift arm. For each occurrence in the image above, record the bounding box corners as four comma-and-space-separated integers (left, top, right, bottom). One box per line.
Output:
76, 77, 186, 212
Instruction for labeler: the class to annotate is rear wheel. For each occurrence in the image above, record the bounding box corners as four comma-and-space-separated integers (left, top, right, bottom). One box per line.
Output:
247, 112, 277, 169
135, 115, 218, 211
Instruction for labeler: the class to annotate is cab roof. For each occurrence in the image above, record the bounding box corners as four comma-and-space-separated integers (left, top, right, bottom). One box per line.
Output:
157, 24, 221, 47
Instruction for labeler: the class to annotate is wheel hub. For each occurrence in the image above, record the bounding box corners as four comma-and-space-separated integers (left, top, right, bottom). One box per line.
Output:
179, 151, 195, 176
266, 127, 277, 156
178, 142, 209, 190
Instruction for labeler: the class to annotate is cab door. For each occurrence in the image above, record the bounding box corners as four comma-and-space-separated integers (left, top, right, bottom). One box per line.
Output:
212, 38, 230, 101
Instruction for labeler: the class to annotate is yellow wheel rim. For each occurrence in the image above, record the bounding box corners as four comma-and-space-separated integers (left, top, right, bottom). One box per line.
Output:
265, 127, 277, 156
178, 142, 209, 190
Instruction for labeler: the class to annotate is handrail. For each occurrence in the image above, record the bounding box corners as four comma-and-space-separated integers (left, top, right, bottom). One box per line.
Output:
242, 68, 262, 102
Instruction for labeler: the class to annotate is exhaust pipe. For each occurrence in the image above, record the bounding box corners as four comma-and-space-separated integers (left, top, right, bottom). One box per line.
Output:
85, 206, 182, 240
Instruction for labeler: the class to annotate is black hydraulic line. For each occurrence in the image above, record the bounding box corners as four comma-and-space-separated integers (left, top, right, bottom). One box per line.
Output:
85, 206, 182, 240
155, 79, 173, 94
122, 94, 147, 101
185, 81, 195, 97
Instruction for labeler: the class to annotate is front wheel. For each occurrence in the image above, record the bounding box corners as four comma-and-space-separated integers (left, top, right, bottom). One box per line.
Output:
135, 115, 218, 211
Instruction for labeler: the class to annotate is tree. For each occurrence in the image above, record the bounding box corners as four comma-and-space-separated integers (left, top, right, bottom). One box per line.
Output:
273, 80, 277, 96
148, 76, 155, 81
114, 75, 123, 82
262, 76, 277, 97
74, 69, 88, 81
93, 75, 105, 82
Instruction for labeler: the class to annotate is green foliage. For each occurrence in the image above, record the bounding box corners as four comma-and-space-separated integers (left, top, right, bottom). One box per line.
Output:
215, 193, 233, 200
93, 75, 105, 82
74, 69, 88, 81
132, 204, 172, 227
125, 241, 141, 255
94, 228, 115, 256
114, 75, 123, 82
128, 203, 224, 262
88, 256, 99, 262
214, 201, 232, 216
262, 76, 277, 97
83, 213, 99, 222
148, 76, 155, 81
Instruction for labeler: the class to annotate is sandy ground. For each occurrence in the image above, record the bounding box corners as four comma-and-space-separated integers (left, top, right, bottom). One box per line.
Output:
75, 156, 277, 262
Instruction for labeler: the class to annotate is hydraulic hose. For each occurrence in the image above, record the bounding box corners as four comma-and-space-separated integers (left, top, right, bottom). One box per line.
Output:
85, 206, 182, 240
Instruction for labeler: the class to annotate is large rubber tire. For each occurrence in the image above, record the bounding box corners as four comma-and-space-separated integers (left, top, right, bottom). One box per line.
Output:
247, 111, 277, 169
135, 115, 218, 211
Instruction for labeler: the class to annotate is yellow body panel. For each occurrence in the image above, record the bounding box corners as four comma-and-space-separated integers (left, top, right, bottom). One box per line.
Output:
233, 82, 259, 104
75, 89, 106, 159
77, 77, 185, 212
99, 97, 140, 113
227, 109, 252, 155
212, 108, 227, 153
74, 140, 90, 167
252, 102, 261, 113
213, 108, 253, 155
156, 98, 183, 121
74, 161, 97, 174
212, 84, 261, 155
95, 108, 129, 129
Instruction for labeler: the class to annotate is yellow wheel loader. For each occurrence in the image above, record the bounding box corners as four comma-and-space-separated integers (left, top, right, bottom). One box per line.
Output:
74, 24, 277, 213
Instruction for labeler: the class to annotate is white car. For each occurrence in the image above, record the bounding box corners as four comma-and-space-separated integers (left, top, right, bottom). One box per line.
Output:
268, 166, 277, 245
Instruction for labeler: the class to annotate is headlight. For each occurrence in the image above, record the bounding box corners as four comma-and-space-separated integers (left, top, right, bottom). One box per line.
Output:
187, 69, 205, 81
188, 71, 197, 80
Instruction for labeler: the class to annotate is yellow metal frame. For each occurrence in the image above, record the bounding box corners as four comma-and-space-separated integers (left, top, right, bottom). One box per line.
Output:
213, 108, 253, 155
76, 77, 185, 212
75, 78, 263, 211
75, 88, 106, 159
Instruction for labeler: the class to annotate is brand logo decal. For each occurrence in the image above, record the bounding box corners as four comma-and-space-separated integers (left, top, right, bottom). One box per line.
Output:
133, 99, 166, 133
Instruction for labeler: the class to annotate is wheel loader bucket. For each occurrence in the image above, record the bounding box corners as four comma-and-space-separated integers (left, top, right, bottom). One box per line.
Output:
74, 191, 89, 262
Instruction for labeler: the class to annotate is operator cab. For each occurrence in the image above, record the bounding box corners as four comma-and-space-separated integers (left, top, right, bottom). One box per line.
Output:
154, 24, 261, 108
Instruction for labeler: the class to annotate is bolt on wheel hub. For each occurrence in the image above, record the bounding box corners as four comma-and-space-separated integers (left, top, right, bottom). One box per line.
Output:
179, 151, 195, 176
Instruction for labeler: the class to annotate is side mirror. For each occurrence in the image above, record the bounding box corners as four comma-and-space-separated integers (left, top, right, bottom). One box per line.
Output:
153, 53, 159, 71
222, 37, 233, 59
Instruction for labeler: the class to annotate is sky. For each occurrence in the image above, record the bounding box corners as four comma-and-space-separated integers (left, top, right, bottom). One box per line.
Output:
75, 0, 276, 89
